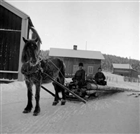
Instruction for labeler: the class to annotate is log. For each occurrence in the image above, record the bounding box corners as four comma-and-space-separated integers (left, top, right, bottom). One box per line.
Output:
87, 83, 111, 91
86, 83, 137, 92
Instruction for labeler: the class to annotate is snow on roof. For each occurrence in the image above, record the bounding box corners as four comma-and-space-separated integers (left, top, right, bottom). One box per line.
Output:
112, 64, 132, 69
49, 48, 104, 60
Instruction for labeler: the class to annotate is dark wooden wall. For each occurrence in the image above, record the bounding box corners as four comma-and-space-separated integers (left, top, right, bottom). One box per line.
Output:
131, 70, 138, 78
54, 57, 101, 77
0, 6, 22, 80
0, 6, 21, 30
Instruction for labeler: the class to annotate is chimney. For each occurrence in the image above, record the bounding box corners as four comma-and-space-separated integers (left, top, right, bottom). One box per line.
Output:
73, 45, 77, 50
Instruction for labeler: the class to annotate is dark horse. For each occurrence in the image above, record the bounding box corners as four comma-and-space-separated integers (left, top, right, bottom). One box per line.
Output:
21, 37, 66, 116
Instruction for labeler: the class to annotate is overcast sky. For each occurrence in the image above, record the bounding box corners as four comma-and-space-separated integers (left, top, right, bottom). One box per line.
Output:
7, 0, 139, 60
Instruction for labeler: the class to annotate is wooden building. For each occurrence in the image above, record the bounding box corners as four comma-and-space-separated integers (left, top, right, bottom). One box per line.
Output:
0, 1, 41, 81
49, 46, 104, 78
112, 63, 138, 78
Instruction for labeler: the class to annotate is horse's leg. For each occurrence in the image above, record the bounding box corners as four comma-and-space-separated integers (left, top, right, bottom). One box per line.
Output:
33, 83, 41, 116
52, 82, 59, 106
58, 76, 66, 105
61, 88, 66, 105
23, 81, 33, 113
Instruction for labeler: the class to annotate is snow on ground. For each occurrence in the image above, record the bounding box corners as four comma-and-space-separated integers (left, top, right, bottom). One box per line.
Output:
0, 73, 140, 105
0, 81, 55, 105
1, 73, 139, 106
0, 75, 140, 134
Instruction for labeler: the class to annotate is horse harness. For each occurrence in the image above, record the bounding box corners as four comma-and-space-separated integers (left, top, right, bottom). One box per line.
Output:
21, 59, 62, 83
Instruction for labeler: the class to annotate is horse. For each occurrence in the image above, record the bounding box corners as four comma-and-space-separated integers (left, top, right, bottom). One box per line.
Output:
21, 37, 66, 116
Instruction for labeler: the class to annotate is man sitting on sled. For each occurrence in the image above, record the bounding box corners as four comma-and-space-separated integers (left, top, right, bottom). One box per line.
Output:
94, 67, 107, 86
69, 62, 86, 92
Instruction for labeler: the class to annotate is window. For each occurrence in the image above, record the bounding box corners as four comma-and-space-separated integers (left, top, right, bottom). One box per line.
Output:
73, 65, 78, 74
88, 66, 93, 74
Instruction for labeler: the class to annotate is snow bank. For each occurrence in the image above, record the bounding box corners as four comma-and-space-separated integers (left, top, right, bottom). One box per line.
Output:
1, 75, 140, 94
103, 72, 140, 91
104, 71, 124, 82
1, 81, 26, 92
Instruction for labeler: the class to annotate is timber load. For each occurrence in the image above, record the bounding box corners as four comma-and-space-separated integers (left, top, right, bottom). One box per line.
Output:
65, 80, 140, 101
42, 79, 139, 103
86, 82, 139, 93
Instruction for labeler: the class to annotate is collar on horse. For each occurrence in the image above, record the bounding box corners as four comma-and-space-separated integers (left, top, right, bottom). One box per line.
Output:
21, 59, 42, 76
21, 57, 63, 83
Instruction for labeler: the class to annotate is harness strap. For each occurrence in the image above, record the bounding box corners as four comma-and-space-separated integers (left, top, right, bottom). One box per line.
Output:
48, 59, 67, 83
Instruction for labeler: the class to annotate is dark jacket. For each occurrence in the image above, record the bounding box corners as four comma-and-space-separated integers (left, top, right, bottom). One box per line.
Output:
73, 69, 85, 83
94, 72, 105, 81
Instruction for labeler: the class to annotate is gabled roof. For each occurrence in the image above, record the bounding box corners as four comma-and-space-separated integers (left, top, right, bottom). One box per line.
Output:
112, 63, 132, 69
49, 48, 104, 60
0, 0, 29, 19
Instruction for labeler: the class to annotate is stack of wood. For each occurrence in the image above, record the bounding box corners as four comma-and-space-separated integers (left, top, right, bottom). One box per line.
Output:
86, 83, 139, 94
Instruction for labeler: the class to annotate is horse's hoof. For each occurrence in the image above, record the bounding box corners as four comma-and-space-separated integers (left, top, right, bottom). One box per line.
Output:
61, 100, 66, 105
33, 109, 40, 116
33, 112, 39, 116
23, 109, 31, 113
52, 101, 59, 106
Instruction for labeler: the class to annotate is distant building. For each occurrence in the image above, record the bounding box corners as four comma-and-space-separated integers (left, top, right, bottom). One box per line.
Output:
49, 46, 104, 77
112, 63, 138, 78
0, 1, 41, 81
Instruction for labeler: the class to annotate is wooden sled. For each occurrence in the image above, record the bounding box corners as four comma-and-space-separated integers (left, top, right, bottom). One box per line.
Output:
64, 81, 125, 102
41, 75, 139, 103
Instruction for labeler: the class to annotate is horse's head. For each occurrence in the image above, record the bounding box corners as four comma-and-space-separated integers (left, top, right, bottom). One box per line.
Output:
21, 37, 39, 64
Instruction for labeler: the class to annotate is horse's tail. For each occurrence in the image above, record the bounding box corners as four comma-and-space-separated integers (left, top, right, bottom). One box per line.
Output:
59, 59, 65, 84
